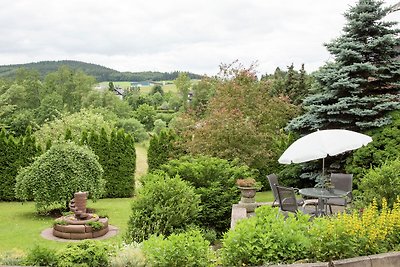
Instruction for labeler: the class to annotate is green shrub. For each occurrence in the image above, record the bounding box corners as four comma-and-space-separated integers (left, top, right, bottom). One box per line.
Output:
82, 128, 136, 198
0, 127, 41, 200
142, 230, 215, 267
115, 117, 148, 142
24, 245, 58, 267
160, 156, 256, 234
125, 172, 201, 243
109, 243, 147, 267
356, 159, 400, 208
220, 206, 311, 266
147, 129, 182, 172
346, 111, 400, 187
57, 240, 112, 267
15, 141, 105, 212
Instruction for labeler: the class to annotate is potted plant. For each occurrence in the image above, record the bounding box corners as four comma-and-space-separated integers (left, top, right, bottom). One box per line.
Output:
236, 178, 262, 199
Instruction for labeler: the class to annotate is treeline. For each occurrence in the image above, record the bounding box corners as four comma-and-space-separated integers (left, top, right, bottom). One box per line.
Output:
0, 60, 203, 82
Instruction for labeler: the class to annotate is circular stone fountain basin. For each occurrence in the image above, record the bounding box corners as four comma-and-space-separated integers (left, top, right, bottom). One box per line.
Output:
53, 214, 109, 240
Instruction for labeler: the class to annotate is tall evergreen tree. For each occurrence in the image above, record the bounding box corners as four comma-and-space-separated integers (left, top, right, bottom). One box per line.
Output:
287, 0, 400, 133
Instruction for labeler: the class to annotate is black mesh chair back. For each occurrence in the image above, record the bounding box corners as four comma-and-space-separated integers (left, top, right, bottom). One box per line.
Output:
267, 174, 279, 206
276, 185, 298, 213
327, 173, 353, 213
330, 173, 353, 202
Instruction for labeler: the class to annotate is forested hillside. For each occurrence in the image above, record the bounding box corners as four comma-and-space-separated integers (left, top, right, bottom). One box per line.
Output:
0, 60, 203, 82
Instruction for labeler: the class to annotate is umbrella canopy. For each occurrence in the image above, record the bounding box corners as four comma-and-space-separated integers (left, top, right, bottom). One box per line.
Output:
278, 129, 372, 173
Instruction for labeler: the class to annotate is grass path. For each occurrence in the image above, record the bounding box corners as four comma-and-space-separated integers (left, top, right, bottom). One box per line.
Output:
135, 142, 148, 179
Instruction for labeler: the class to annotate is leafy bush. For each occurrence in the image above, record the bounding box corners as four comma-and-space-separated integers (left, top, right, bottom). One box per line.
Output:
220, 206, 311, 266
160, 156, 255, 233
115, 117, 148, 142
355, 159, 400, 208
153, 119, 167, 134
33, 108, 115, 149
147, 129, 182, 172
142, 230, 215, 267
109, 243, 147, 267
346, 111, 400, 187
125, 172, 201, 243
310, 198, 400, 260
24, 245, 58, 267
220, 199, 400, 265
15, 142, 104, 212
57, 240, 112, 267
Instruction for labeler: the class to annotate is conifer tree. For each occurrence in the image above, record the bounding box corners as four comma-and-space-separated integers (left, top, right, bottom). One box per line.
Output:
287, 0, 400, 133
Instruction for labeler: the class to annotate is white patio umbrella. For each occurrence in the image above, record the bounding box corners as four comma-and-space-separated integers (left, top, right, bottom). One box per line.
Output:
278, 129, 372, 174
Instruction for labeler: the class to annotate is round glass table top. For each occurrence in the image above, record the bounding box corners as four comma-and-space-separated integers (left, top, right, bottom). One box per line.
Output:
299, 188, 347, 198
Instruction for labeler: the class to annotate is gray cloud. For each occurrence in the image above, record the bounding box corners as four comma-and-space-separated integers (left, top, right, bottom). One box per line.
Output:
0, 0, 399, 75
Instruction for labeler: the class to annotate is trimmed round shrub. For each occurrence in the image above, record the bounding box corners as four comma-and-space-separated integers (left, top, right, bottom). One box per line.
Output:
142, 230, 215, 267
57, 240, 111, 267
15, 141, 104, 212
160, 156, 256, 234
125, 172, 201, 243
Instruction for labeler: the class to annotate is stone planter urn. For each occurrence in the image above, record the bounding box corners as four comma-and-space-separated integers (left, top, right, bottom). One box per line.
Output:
236, 178, 261, 212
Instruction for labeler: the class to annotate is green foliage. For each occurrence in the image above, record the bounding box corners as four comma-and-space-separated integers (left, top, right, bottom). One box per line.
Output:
82, 90, 133, 118
134, 103, 157, 131
220, 206, 311, 266
85, 128, 136, 198
109, 243, 147, 267
287, 0, 400, 133
346, 111, 400, 186
15, 142, 104, 212
86, 221, 104, 231
34, 108, 115, 148
125, 172, 201, 243
142, 230, 215, 267
153, 119, 167, 134
355, 159, 400, 208
24, 245, 58, 267
160, 156, 255, 234
57, 240, 112, 267
147, 129, 181, 172
174, 72, 191, 108
115, 118, 148, 142
0, 128, 41, 200
180, 64, 299, 186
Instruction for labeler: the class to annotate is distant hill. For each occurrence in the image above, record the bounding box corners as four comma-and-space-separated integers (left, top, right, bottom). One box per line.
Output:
0, 60, 203, 82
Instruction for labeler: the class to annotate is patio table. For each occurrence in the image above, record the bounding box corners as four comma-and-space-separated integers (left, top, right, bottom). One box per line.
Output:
299, 188, 347, 216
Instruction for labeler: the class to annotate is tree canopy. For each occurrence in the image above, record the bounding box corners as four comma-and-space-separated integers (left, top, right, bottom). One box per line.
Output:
287, 0, 400, 134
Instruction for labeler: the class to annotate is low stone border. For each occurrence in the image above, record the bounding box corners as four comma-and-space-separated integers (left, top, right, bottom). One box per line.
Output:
265, 251, 400, 267
41, 225, 118, 242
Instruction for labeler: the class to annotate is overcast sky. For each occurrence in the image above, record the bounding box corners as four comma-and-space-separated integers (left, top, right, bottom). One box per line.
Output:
1, 0, 399, 76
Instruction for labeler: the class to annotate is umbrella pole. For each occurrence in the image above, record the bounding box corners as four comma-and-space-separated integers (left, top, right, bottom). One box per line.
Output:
322, 158, 325, 176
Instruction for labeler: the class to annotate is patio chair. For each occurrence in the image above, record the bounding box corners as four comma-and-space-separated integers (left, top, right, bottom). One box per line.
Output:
276, 185, 316, 216
267, 174, 318, 210
326, 173, 353, 214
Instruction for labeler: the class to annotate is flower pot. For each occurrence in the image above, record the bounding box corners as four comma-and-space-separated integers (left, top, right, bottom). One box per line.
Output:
238, 186, 257, 199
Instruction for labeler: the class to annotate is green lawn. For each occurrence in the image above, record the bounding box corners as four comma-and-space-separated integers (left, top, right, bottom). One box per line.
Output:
255, 190, 274, 203
0, 198, 133, 254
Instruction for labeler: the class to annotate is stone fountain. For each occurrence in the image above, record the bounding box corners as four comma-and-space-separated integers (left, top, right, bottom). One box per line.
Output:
52, 192, 109, 239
